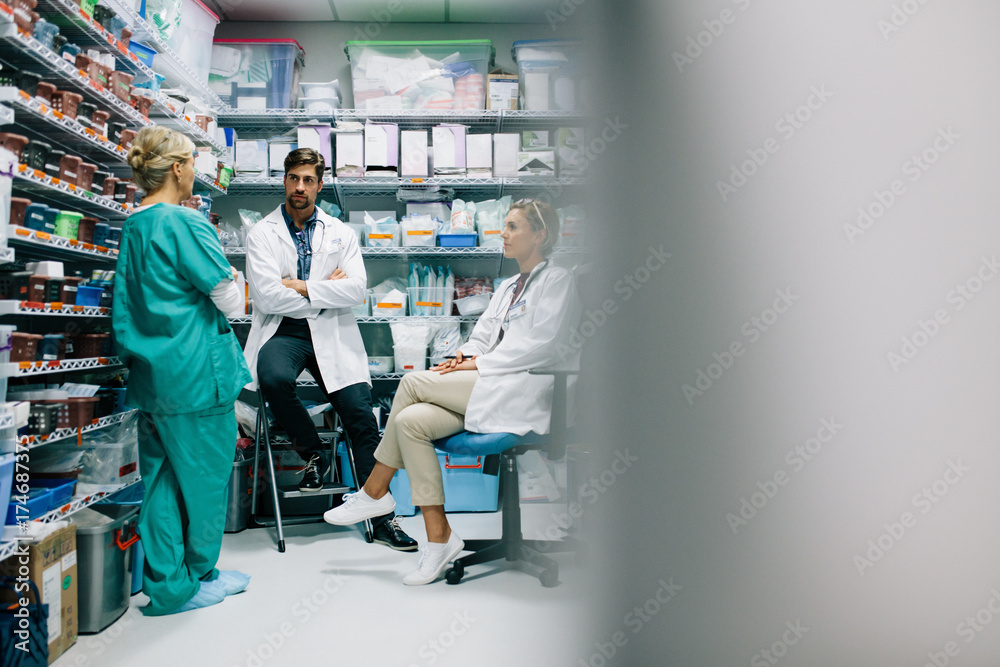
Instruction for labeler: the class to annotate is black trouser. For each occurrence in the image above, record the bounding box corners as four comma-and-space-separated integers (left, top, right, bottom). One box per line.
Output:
256, 322, 391, 523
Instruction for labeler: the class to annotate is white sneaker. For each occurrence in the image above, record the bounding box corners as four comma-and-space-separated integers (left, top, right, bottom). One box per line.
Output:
323, 489, 395, 525
403, 531, 465, 586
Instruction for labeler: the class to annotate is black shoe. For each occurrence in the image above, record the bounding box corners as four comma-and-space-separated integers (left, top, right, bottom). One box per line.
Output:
372, 516, 418, 552
298, 453, 329, 492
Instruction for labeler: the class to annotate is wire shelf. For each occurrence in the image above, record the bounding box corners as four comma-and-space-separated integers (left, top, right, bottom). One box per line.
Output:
0, 300, 110, 317
3, 355, 122, 377
7, 225, 120, 261
12, 166, 130, 219
19, 409, 136, 449
498, 109, 589, 132
0, 21, 153, 127
0, 86, 130, 173
151, 93, 227, 154
361, 246, 501, 259
34, 0, 156, 80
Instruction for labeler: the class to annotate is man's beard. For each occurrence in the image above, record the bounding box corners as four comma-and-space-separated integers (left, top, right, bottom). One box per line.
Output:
287, 195, 311, 209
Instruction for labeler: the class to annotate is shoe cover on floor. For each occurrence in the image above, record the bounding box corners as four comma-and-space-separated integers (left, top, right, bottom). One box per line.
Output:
143, 579, 226, 616
212, 570, 251, 595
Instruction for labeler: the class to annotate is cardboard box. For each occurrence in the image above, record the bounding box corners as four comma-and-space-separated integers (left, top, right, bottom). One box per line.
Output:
269, 140, 297, 176
493, 134, 520, 178
0, 522, 78, 664
193, 146, 218, 178
335, 131, 364, 177
296, 125, 333, 173
466, 134, 493, 177
364, 122, 399, 177
517, 150, 556, 176
522, 130, 550, 149
400, 130, 429, 178
556, 127, 586, 176
432, 125, 467, 176
487, 73, 519, 110
235, 139, 268, 174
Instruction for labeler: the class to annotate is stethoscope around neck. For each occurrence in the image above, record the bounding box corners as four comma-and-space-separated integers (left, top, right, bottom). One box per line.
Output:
497, 259, 549, 324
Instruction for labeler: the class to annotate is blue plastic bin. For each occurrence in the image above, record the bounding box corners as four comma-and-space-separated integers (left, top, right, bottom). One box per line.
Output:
5, 487, 53, 524
387, 450, 500, 516
93, 222, 110, 246
438, 234, 477, 247
30, 478, 76, 511
76, 286, 103, 307
0, 455, 14, 530
128, 42, 155, 68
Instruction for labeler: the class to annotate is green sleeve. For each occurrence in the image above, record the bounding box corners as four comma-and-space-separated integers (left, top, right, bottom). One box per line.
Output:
166, 207, 232, 296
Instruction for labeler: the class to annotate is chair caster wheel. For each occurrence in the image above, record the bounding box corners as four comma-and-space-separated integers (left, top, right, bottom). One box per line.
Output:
446, 564, 464, 585
539, 568, 558, 588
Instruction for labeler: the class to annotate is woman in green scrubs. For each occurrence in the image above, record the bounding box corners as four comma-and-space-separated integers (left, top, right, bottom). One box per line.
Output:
112, 126, 252, 615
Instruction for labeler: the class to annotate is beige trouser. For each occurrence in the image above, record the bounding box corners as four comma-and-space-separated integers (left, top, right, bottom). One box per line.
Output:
374, 370, 478, 506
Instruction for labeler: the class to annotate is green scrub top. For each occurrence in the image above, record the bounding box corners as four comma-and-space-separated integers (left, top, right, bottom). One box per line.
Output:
112, 203, 251, 415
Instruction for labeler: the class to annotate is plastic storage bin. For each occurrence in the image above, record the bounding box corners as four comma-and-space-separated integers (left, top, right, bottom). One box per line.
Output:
34, 81, 56, 103
387, 451, 500, 516
0, 455, 13, 530
211, 39, 305, 109
109, 71, 133, 102
408, 287, 450, 316
10, 332, 42, 361
5, 487, 52, 524
59, 154, 82, 185
74, 286, 103, 307
77, 162, 97, 192
512, 39, 582, 111
167, 0, 219, 84
51, 90, 83, 119
438, 233, 477, 247
128, 41, 155, 69
74, 504, 139, 633
31, 478, 75, 510
9, 197, 30, 226
0, 133, 29, 162
32, 18, 58, 49
53, 210, 83, 239
346, 40, 494, 110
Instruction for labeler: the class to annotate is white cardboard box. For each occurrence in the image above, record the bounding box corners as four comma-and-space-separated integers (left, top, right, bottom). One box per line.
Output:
432, 125, 467, 175
466, 134, 492, 177
493, 134, 520, 177
400, 130, 429, 178
335, 132, 364, 177
364, 122, 399, 177
296, 125, 333, 172
269, 140, 297, 176
517, 150, 556, 176
235, 139, 268, 174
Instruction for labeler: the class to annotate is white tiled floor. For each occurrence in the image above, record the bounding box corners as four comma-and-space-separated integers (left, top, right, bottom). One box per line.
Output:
55, 507, 585, 667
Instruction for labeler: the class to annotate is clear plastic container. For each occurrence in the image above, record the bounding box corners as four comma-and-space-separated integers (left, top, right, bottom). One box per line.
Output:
512, 39, 581, 111
167, 0, 219, 84
345, 40, 494, 110
211, 39, 305, 109
394, 347, 426, 374
407, 287, 450, 316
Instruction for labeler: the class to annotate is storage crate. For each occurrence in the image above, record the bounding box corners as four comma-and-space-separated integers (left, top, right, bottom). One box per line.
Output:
388, 450, 500, 516
71, 333, 109, 358
168, 0, 219, 84
512, 39, 582, 111
438, 233, 477, 247
128, 42, 155, 69
11, 332, 42, 362
31, 478, 76, 511
5, 487, 53, 524
211, 39, 305, 109
29, 403, 60, 435
75, 286, 103, 307
346, 40, 493, 110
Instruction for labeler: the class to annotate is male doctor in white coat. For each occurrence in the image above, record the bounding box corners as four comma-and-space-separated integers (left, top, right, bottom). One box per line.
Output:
242, 148, 416, 552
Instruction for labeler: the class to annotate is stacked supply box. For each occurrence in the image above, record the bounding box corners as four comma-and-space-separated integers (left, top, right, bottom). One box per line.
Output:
0, 522, 79, 664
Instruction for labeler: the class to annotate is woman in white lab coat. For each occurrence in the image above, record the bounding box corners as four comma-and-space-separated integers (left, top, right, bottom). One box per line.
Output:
324, 199, 581, 585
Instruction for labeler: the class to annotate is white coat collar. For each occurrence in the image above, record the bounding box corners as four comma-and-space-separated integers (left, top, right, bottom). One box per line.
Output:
263, 204, 328, 251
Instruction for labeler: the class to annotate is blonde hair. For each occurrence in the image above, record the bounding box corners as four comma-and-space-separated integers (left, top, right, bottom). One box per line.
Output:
509, 199, 561, 257
127, 126, 195, 193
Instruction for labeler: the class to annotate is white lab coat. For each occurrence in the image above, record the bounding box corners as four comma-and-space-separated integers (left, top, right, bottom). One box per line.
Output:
242, 205, 370, 393
459, 261, 581, 436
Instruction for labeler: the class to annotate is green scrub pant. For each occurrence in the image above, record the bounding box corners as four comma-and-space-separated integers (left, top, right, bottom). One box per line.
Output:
137, 404, 236, 616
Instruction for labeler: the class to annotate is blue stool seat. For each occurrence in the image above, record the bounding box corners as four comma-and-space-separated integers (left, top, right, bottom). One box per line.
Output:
433, 431, 548, 456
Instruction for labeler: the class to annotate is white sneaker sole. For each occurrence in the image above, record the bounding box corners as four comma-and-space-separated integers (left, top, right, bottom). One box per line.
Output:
323, 496, 396, 526
403, 538, 465, 586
